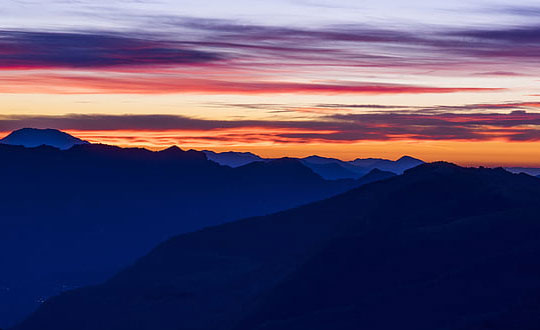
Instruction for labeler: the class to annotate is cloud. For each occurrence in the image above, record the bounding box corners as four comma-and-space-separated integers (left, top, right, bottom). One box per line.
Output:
0, 73, 500, 94
1, 17, 540, 94
2, 109, 540, 145
3, 19, 540, 72
0, 30, 223, 69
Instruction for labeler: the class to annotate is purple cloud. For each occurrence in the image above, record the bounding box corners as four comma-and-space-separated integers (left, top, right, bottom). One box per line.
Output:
0, 30, 223, 69
2, 108, 540, 143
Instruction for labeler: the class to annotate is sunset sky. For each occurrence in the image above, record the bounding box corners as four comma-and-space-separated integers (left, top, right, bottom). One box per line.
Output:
1, 0, 540, 166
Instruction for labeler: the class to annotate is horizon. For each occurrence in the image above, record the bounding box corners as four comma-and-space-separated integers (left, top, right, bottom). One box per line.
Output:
4, 3, 540, 330
1, 1, 540, 166
1, 127, 539, 168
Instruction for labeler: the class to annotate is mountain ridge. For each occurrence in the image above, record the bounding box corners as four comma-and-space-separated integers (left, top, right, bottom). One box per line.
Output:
13, 162, 540, 330
0, 142, 388, 328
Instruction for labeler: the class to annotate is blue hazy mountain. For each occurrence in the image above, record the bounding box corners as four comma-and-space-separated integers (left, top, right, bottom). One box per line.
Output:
506, 167, 540, 176
0, 139, 394, 328
14, 163, 540, 330
0, 128, 89, 150
301, 155, 423, 179
203, 150, 263, 167
300, 155, 366, 179
350, 155, 424, 174
355, 168, 396, 185
200, 151, 424, 179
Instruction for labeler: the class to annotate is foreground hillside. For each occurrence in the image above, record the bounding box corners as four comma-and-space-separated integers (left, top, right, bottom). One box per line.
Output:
0, 143, 363, 328
14, 163, 540, 330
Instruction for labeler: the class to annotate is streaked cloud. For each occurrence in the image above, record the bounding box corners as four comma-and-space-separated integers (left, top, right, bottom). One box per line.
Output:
2, 106, 540, 144
1, 2, 540, 166
0, 30, 223, 69
0, 72, 500, 95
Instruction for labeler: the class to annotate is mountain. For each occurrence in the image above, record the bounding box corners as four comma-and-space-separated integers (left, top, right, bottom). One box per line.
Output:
0, 143, 366, 328
0, 128, 89, 150
301, 156, 367, 180
350, 155, 424, 174
301, 155, 423, 179
295, 155, 424, 179
14, 163, 540, 330
506, 167, 540, 176
203, 150, 263, 167
195, 150, 424, 180
355, 168, 396, 185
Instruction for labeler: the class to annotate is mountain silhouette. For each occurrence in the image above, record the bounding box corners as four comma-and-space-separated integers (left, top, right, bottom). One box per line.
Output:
355, 168, 396, 185
0, 141, 390, 328
350, 155, 424, 174
191, 151, 424, 179
203, 150, 263, 167
302, 155, 423, 179
506, 166, 540, 176
0, 128, 89, 150
300, 156, 367, 179
13, 163, 540, 330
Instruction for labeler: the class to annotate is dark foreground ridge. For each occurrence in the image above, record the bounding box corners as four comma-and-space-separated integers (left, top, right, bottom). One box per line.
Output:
14, 162, 540, 330
0, 143, 374, 328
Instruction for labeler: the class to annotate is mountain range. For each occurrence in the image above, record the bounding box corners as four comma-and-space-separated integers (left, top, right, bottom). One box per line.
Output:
203, 150, 263, 167
506, 167, 540, 176
0, 129, 398, 328
204, 150, 424, 179
13, 163, 540, 330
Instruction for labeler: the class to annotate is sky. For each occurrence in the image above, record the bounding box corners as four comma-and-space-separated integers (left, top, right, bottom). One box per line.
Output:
1, 0, 540, 166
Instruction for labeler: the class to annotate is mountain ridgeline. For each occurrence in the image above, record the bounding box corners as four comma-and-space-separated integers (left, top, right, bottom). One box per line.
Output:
13, 163, 540, 330
204, 151, 424, 179
0, 130, 400, 328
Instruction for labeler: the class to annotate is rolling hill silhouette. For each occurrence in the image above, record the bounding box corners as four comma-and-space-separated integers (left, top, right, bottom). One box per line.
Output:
0, 128, 89, 150
0, 141, 382, 328
13, 163, 540, 330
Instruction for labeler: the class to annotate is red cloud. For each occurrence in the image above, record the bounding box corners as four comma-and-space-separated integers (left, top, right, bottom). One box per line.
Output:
0, 72, 503, 95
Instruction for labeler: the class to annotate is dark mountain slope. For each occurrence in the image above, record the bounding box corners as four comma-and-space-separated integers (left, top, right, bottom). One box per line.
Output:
0, 143, 359, 328
301, 161, 360, 180
356, 168, 396, 185
0, 128, 89, 150
14, 163, 540, 330
239, 208, 540, 330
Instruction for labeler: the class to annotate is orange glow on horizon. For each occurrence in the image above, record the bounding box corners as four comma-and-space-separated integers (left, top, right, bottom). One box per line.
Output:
51, 130, 540, 167
2, 128, 539, 167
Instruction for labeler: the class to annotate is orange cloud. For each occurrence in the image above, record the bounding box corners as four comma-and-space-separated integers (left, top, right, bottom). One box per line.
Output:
0, 72, 503, 95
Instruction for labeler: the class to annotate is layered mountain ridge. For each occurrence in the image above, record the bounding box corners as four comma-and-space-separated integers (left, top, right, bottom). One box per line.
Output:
13, 163, 540, 330
0, 142, 369, 328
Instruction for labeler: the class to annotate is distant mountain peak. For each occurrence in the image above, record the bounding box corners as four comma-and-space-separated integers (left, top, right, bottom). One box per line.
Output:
404, 161, 464, 176
397, 155, 422, 162
160, 145, 184, 153
203, 150, 263, 167
0, 128, 89, 150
